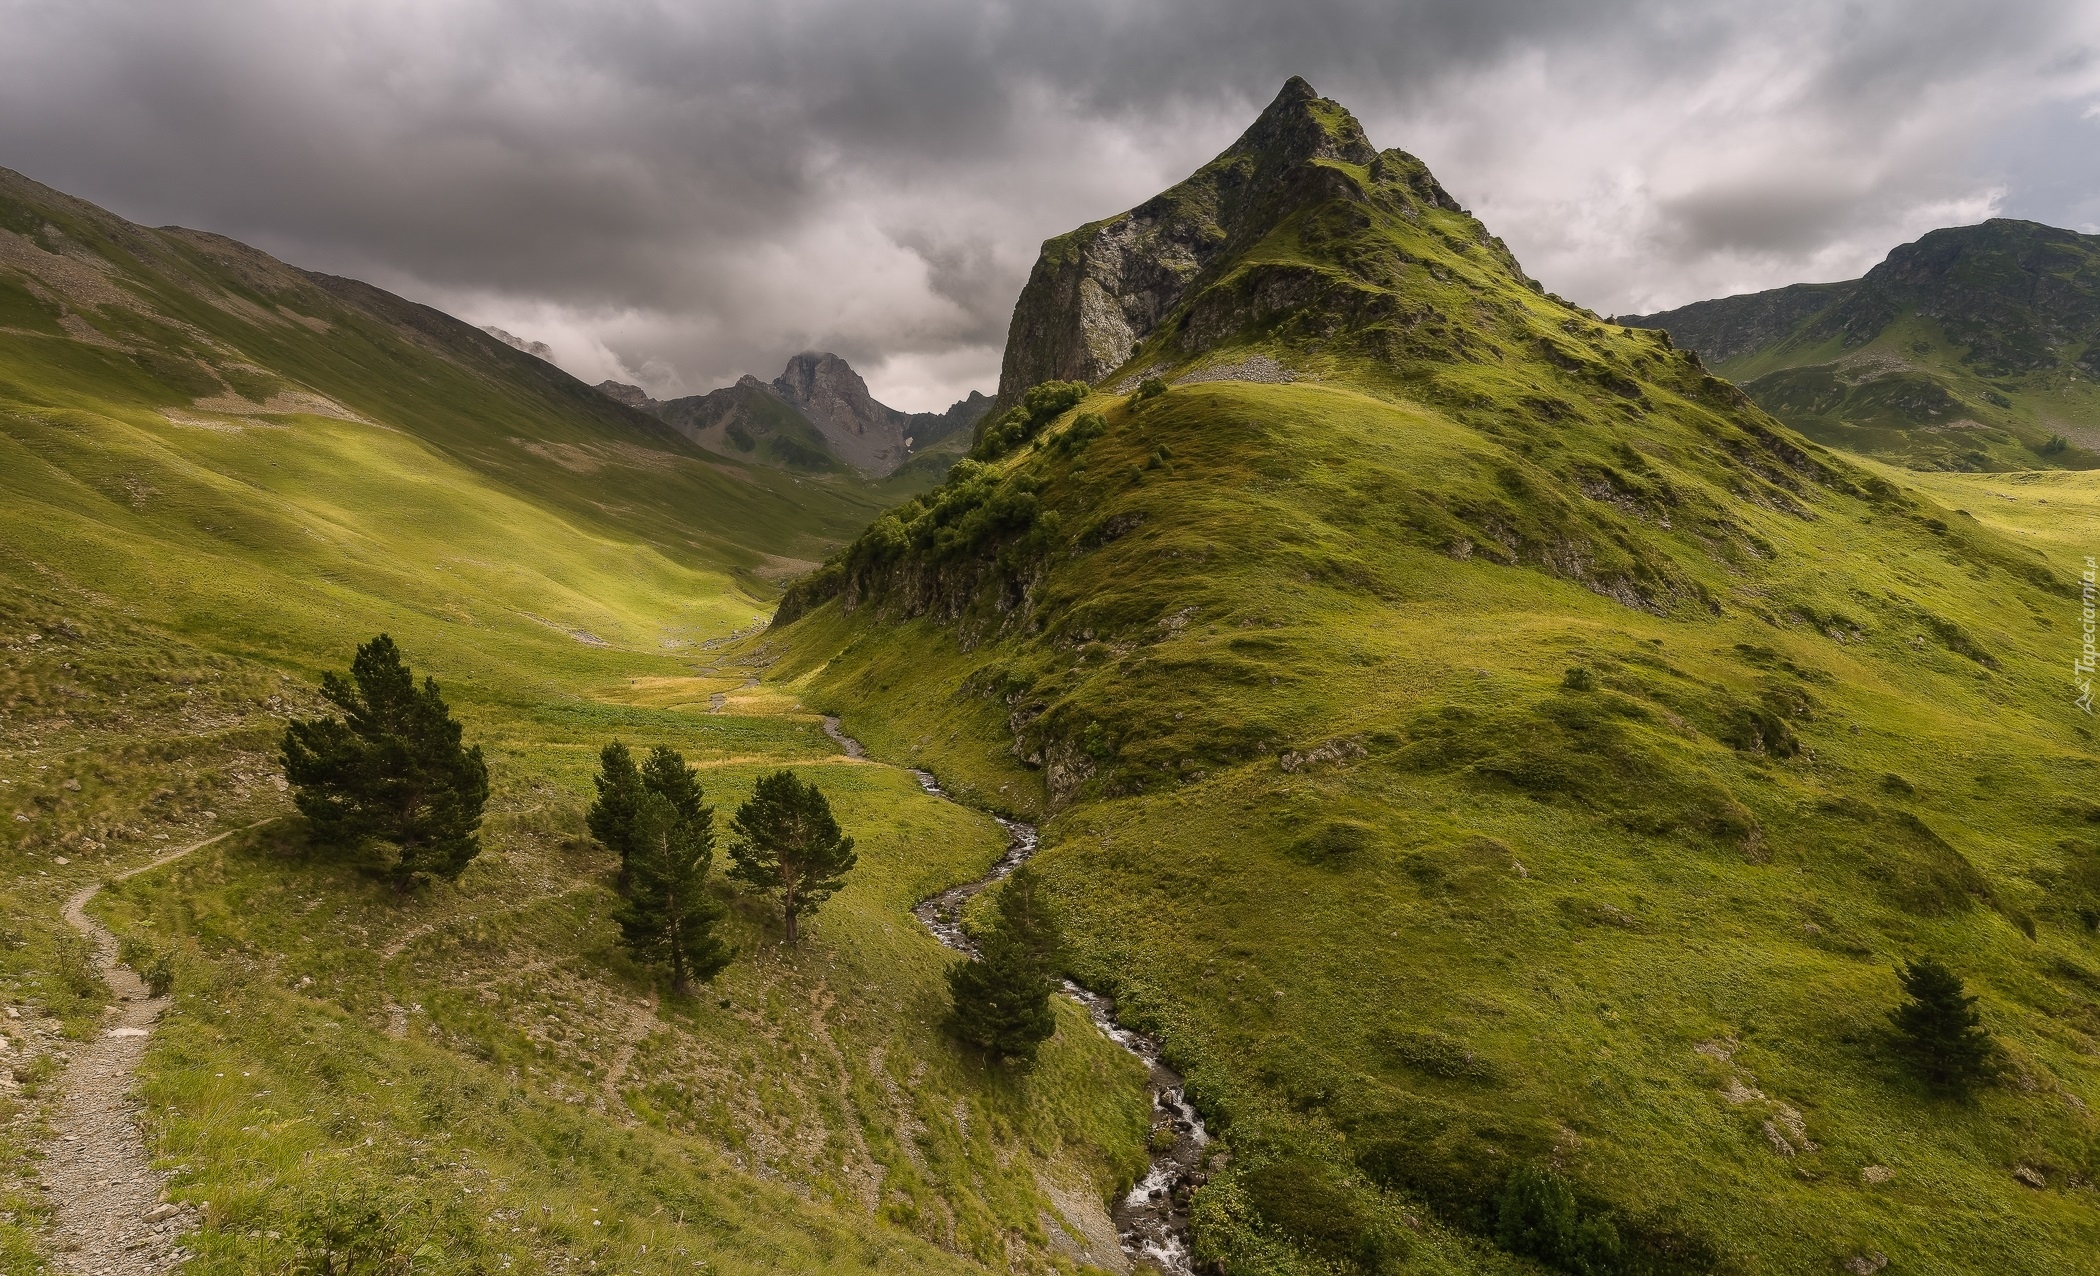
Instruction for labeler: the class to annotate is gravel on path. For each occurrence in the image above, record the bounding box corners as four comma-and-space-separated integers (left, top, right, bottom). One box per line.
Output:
40, 822, 269, 1273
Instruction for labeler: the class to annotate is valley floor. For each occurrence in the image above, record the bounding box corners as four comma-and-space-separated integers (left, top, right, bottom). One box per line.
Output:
3, 637, 1151, 1275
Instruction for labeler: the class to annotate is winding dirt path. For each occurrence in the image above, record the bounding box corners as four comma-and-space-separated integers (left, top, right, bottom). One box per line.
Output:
41, 821, 271, 1273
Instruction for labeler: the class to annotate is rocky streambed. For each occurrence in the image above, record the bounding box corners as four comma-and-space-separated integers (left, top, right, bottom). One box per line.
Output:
822, 719, 1213, 1274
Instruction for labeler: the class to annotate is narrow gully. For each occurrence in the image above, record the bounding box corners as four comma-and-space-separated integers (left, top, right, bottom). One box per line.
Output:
821, 718, 1212, 1275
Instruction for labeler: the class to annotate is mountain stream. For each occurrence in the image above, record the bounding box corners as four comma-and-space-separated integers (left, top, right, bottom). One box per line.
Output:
821, 719, 1211, 1274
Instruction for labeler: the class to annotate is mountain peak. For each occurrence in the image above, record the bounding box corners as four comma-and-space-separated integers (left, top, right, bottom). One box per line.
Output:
773, 351, 869, 406
773, 351, 908, 469
996, 80, 1472, 398
1233, 76, 1377, 172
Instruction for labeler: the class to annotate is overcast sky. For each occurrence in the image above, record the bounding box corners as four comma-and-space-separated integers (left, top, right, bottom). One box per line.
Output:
4, 1, 2098, 410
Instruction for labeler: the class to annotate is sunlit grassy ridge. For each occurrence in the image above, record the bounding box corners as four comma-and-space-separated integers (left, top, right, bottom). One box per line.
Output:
0, 168, 1149, 1272
766, 83, 2100, 1275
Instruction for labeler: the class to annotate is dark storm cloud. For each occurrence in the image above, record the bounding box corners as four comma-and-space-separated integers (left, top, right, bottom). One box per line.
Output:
1, 0, 2095, 405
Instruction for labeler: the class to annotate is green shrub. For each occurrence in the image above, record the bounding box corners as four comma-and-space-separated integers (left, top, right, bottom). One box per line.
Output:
1497, 1164, 1623, 1274
1889, 956, 1996, 1091
1136, 377, 1168, 400
118, 933, 176, 996
971, 380, 1089, 460
1046, 411, 1109, 459
47, 930, 107, 1013
144, 952, 175, 998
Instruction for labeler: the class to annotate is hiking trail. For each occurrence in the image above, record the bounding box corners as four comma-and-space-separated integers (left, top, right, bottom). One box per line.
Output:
39, 821, 271, 1274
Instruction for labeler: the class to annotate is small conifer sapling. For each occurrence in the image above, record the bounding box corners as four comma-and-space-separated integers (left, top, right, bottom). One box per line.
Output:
726, 770, 856, 945
1890, 956, 1995, 1091
281, 634, 488, 888
945, 866, 1063, 1063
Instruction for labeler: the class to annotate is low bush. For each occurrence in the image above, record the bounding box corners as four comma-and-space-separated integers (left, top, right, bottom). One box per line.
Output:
970, 380, 1089, 461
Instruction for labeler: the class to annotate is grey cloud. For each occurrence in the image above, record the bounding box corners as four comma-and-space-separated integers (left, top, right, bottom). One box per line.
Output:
1, 0, 2095, 407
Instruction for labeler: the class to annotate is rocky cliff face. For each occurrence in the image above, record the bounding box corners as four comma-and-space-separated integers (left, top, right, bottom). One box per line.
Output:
995, 76, 1473, 399
771, 352, 911, 472
907, 389, 993, 449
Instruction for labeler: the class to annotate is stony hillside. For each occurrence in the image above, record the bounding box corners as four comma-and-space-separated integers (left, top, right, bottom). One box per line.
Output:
768, 80, 2100, 1274
605, 353, 992, 478
1624, 220, 2100, 471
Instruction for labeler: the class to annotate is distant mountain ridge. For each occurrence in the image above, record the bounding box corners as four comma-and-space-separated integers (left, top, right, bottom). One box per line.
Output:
598, 353, 990, 477
1624, 219, 2100, 470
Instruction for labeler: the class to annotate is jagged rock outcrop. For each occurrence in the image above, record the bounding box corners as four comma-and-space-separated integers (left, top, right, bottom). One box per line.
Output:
482, 326, 554, 362
596, 380, 662, 412
911, 390, 994, 450
602, 353, 994, 476
771, 352, 912, 473
995, 76, 1475, 399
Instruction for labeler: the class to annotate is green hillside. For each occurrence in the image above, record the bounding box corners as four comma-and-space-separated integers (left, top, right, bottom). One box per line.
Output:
0, 169, 1151, 1273
1623, 220, 2100, 472
767, 81, 2100, 1274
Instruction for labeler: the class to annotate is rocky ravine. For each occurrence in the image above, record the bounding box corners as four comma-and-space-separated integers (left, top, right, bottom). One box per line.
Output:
820, 717, 1215, 1275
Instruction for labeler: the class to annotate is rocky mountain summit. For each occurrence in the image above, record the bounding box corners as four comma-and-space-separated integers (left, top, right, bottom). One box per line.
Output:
996, 75, 1533, 399
1625, 219, 2100, 469
601, 353, 991, 477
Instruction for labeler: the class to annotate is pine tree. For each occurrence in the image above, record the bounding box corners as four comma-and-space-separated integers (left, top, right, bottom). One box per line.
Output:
726, 770, 856, 945
588, 743, 713, 887
614, 791, 733, 994
945, 866, 1063, 1063
281, 634, 488, 888
1890, 956, 1995, 1090
586, 741, 644, 885
641, 744, 709, 826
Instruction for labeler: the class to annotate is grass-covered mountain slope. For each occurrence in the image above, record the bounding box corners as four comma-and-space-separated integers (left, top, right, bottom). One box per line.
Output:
1623, 220, 2100, 472
766, 80, 2100, 1275
0, 168, 1151, 1273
